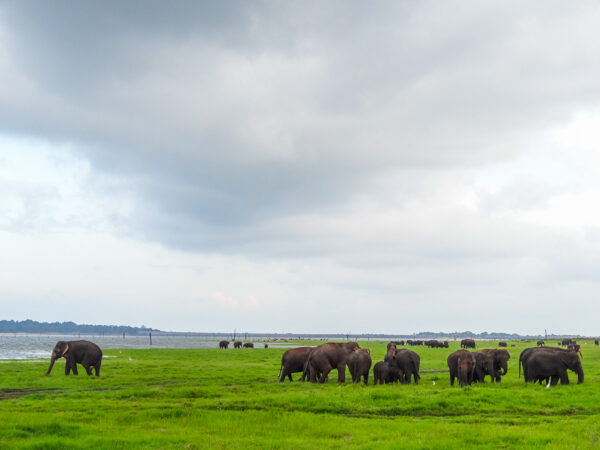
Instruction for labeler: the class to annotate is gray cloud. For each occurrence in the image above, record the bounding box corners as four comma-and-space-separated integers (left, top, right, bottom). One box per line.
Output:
2, 1, 600, 332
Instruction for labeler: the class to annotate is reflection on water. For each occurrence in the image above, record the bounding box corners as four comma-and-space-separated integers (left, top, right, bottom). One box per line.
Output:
0, 334, 296, 360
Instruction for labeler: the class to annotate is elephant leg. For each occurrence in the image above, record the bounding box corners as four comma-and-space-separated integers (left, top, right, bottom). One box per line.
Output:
94, 364, 100, 377
560, 372, 569, 385
82, 364, 93, 376
288, 373, 293, 382
65, 361, 71, 376
336, 363, 346, 383
363, 374, 368, 385
320, 365, 333, 383
450, 373, 455, 386
71, 362, 79, 375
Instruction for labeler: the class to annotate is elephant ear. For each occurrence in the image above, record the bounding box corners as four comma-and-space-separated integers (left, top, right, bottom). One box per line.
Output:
62, 344, 69, 356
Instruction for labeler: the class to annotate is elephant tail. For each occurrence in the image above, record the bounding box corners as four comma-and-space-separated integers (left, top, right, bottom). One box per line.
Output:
518, 357, 521, 379
277, 363, 283, 380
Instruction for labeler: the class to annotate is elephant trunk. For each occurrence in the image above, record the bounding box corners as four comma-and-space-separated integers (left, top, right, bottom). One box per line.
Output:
500, 361, 508, 376
577, 366, 584, 384
459, 364, 469, 386
45, 356, 56, 376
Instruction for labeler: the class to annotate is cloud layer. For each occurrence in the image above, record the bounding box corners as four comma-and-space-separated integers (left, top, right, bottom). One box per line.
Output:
2, 1, 600, 333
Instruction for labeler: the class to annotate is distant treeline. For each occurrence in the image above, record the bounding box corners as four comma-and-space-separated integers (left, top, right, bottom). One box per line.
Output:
0, 320, 157, 335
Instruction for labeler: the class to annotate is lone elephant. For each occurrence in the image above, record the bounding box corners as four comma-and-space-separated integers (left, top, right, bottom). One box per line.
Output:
45, 340, 102, 377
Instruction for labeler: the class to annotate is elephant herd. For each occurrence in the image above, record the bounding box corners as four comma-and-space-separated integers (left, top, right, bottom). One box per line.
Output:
219, 340, 262, 349
279, 342, 585, 388
278, 342, 420, 385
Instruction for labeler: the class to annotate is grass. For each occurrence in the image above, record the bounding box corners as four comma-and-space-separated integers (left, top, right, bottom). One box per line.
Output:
1, 340, 599, 448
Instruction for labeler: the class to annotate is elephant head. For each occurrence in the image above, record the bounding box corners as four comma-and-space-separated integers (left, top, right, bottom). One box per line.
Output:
495, 349, 510, 376
45, 341, 69, 376
560, 352, 584, 384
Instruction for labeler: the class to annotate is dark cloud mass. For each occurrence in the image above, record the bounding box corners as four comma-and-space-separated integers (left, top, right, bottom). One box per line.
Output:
2, 1, 600, 332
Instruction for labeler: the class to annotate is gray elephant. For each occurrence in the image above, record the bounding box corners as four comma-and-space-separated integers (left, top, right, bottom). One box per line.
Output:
472, 351, 497, 383
385, 345, 420, 384
45, 340, 102, 376
306, 342, 359, 383
477, 349, 510, 382
447, 350, 475, 387
219, 340, 229, 349
278, 347, 313, 382
347, 348, 372, 384
519, 346, 580, 381
461, 339, 476, 349
373, 361, 402, 385
526, 351, 583, 386
233, 341, 242, 349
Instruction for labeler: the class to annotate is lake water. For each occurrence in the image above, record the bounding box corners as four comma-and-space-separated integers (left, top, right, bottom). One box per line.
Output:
0, 334, 295, 360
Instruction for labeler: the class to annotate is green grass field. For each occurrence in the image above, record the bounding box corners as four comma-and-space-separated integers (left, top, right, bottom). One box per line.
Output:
0, 340, 599, 449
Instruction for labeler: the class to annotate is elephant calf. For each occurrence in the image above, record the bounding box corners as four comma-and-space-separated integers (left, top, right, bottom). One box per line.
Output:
347, 348, 372, 384
373, 361, 402, 385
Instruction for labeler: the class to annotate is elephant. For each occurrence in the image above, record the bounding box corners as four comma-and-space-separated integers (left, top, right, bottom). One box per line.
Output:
519, 346, 580, 381
595, 339, 599, 346
306, 342, 359, 383
447, 350, 476, 387
264, 343, 268, 348
243, 343, 254, 348
373, 361, 402, 385
475, 349, 510, 382
219, 340, 229, 349
460, 339, 476, 349
278, 347, 313, 382
347, 348, 372, 384
233, 341, 242, 349
526, 351, 583, 386
45, 340, 102, 377
385, 345, 420, 384
537, 340, 545, 347
498, 341, 507, 347
472, 351, 497, 383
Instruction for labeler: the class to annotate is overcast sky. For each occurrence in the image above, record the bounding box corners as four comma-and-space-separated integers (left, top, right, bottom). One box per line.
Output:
2, 1, 600, 334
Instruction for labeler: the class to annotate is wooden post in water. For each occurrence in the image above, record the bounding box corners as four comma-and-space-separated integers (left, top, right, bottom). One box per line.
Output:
149, 332, 152, 345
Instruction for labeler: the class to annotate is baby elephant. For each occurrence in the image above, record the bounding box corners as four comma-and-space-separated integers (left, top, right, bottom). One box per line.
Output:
45, 340, 102, 377
373, 361, 402, 385
347, 348, 372, 384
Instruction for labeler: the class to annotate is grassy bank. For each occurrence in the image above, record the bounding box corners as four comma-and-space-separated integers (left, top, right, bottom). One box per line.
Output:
1, 340, 599, 448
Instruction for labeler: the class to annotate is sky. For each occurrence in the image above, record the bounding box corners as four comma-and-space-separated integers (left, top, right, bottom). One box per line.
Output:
2, 1, 600, 334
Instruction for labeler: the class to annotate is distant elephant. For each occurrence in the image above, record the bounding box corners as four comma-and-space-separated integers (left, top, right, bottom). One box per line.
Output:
519, 346, 580, 381
537, 340, 545, 347
219, 340, 229, 349
264, 343, 268, 348
278, 347, 313, 382
45, 340, 102, 377
526, 351, 583, 386
233, 341, 242, 349
472, 351, 497, 383
498, 341, 507, 347
385, 345, 420, 384
447, 350, 475, 387
306, 342, 359, 383
460, 339, 476, 349
347, 348, 372, 384
595, 339, 599, 346
373, 361, 402, 385
243, 343, 254, 348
